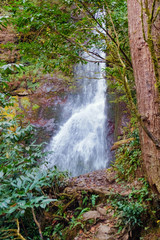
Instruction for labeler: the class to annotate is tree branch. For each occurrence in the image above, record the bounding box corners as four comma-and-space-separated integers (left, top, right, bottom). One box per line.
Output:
153, 6, 160, 23
150, 0, 156, 22
75, 0, 132, 68
32, 208, 44, 240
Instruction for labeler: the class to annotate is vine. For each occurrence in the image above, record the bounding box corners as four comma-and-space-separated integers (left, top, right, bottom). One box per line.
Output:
141, 0, 160, 91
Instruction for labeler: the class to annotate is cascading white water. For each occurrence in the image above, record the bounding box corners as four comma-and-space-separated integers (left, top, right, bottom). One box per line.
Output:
46, 12, 111, 176
46, 51, 110, 176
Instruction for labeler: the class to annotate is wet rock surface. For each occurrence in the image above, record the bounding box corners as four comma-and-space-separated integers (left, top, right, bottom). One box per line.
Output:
10, 73, 75, 143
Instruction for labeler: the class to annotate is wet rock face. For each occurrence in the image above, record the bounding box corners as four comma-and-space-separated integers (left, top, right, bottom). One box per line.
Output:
25, 75, 72, 143
10, 73, 75, 144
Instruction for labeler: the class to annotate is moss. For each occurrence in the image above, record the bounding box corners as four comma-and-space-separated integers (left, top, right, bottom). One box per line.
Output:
147, 30, 160, 91
32, 104, 40, 111
20, 97, 31, 110
141, 2, 160, 93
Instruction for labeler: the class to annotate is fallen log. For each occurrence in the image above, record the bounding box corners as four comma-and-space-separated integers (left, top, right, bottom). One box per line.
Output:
111, 138, 134, 151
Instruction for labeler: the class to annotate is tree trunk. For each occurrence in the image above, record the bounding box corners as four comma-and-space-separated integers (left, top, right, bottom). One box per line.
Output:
127, 0, 160, 193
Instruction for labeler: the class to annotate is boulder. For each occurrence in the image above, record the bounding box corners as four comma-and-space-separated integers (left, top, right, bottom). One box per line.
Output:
83, 210, 101, 221
96, 206, 107, 216
95, 224, 115, 240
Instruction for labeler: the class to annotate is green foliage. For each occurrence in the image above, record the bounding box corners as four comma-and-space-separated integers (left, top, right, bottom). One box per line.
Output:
128, 179, 152, 203
91, 194, 99, 207
4, 0, 132, 77
114, 127, 141, 181
109, 124, 151, 233
49, 206, 90, 240
69, 213, 84, 230
41, 188, 100, 239
0, 63, 24, 75
82, 192, 89, 206
107, 178, 155, 233
0, 77, 68, 239
0, 15, 8, 29
81, 191, 99, 207
112, 199, 145, 231
0, 77, 12, 107
5, 0, 84, 73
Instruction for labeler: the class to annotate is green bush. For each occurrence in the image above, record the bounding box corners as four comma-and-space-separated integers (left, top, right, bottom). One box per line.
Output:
111, 197, 146, 232
0, 77, 68, 239
114, 128, 141, 181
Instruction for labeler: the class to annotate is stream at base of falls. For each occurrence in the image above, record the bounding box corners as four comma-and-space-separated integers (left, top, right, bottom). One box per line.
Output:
45, 51, 113, 177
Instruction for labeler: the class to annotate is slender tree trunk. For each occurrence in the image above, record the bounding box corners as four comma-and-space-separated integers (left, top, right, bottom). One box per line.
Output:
127, 0, 160, 193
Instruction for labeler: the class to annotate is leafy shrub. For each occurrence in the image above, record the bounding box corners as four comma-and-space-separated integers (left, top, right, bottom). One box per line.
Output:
111, 198, 146, 232
0, 78, 68, 239
114, 128, 141, 181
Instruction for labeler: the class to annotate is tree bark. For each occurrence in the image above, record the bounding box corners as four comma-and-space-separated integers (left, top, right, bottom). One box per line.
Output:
127, 0, 160, 193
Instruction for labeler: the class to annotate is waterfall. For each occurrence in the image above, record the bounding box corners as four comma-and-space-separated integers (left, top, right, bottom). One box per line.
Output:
46, 13, 111, 176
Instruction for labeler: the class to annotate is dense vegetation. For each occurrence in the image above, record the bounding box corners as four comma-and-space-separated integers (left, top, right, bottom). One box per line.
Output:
0, 0, 160, 239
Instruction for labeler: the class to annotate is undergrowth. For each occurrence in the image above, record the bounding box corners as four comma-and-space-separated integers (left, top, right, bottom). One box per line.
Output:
109, 123, 160, 237
0, 72, 69, 239
107, 178, 151, 234
113, 124, 142, 181
41, 190, 99, 240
